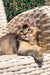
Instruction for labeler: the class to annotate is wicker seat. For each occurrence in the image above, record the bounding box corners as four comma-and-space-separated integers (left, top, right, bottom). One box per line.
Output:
0, 0, 50, 75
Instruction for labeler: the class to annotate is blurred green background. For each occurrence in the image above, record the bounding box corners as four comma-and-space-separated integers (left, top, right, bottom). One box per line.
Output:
3, 0, 48, 22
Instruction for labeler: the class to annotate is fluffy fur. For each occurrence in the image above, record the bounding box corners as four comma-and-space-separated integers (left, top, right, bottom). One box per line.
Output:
17, 17, 43, 62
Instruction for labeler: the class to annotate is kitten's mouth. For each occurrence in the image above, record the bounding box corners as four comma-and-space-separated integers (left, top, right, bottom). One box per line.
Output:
25, 36, 29, 40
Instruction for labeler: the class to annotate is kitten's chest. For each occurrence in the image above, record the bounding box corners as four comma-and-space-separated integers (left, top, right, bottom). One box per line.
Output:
18, 40, 33, 50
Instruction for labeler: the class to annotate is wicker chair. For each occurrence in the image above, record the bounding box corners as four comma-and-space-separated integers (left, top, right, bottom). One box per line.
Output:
0, 0, 50, 75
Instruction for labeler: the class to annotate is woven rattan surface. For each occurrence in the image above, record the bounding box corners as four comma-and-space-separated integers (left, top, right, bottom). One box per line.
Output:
8, 6, 50, 52
0, 0, 7, 39
0, 54, 50, 75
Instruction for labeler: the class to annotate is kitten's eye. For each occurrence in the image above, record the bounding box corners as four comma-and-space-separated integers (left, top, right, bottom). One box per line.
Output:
20, 30, 23, 34
28, 28, 31, 31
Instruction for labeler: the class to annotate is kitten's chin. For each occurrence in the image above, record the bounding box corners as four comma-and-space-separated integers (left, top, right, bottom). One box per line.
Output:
25, 37, 30, 41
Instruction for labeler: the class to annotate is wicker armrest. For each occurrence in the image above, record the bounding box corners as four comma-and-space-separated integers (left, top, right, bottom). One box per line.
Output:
0, 54, 50, 75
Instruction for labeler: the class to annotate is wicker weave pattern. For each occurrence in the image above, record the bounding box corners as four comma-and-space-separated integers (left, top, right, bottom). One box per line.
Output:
7, 6, 50, 52
0, 54, 50, 75
0, 0, 7, 38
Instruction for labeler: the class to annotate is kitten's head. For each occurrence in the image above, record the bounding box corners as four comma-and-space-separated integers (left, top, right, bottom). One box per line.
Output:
19, 24, 37, 41
17, 17, 37, 41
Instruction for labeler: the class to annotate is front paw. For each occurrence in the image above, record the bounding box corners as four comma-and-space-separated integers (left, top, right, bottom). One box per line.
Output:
27, 50, 43, 62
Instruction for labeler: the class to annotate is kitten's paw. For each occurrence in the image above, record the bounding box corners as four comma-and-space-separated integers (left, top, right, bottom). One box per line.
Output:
27, 50, 43, 62
34, 51, 43, 62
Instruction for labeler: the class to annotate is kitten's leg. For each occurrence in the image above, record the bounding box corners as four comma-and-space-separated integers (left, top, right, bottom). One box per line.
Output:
1, 39, 14, 55
31, 45, 43, 62
17, 48, 43, 62
27, 50, 43, 62
11, 37, 17, 54
17, 41, 43, 62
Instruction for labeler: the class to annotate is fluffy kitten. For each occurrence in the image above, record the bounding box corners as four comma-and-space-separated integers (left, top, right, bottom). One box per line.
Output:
17, 17, 43, 62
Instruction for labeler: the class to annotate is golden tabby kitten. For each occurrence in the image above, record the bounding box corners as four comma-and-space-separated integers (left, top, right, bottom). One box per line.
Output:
17, 17, 43, 62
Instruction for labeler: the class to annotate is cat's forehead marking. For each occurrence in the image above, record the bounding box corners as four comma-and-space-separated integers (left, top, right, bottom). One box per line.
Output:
23, 24, 29, 29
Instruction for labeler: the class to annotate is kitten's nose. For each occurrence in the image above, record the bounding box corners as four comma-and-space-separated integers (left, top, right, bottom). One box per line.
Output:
24, 34, 26, 36
24, 29, 27, 34
24, 31, 27, 34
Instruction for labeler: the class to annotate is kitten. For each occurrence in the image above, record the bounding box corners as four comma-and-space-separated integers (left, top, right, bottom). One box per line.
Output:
0, 34, 17, 55
17, 17, 43, 62
0, 17, 43, 62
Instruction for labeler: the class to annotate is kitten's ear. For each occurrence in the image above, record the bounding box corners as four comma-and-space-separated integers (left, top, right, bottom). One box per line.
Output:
15, 20, 21, 30
29, 16, 36, 27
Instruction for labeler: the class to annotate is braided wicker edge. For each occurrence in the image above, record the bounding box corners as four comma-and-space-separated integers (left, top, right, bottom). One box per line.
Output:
0, 54, 50, 75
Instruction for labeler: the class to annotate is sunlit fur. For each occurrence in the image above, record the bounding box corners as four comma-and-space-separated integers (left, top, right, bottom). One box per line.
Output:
18, 24, 37, 45
17, 24, 43, 62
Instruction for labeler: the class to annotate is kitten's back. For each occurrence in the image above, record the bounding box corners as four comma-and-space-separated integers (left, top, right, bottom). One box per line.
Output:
0, 34, 17, 55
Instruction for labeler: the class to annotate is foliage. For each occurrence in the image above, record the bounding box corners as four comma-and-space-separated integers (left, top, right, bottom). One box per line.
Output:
3, 0, 46, 22
46, 0, 50, 6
